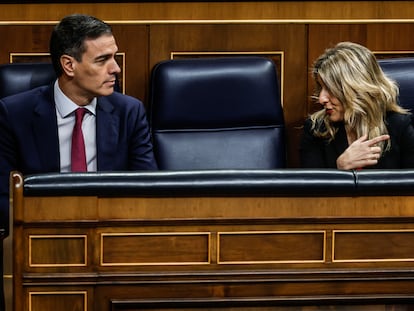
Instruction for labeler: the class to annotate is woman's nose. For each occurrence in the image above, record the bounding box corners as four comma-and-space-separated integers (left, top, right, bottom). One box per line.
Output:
319, 90, 330, 106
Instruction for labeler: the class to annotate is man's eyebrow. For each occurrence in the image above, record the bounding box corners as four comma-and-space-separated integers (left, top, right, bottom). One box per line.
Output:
95, 54, 112, 61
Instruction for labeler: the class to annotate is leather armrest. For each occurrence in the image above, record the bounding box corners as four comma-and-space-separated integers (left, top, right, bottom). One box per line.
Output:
354, 169, 414, 196
23, 169, 355, 197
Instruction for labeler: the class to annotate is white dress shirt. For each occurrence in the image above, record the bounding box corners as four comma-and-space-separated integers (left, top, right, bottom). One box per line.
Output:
54, 80, 97, 172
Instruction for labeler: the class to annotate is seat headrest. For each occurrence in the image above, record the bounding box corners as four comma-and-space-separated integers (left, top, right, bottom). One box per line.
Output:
0, 62, 56, 98
378, 57, 414, 113
0, 62, 121, 99
150, 57, 283, 129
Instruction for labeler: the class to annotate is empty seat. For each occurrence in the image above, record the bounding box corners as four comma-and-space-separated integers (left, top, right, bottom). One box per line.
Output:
149, 56, 286, 170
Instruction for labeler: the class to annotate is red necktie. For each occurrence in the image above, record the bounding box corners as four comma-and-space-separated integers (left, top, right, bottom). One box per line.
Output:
71, 108, 87, 172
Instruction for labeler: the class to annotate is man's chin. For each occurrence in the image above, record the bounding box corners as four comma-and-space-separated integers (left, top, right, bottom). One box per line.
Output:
99, 87, 115, 96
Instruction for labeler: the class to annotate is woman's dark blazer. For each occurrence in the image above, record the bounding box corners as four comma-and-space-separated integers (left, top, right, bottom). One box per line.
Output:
300, 112, 414, 169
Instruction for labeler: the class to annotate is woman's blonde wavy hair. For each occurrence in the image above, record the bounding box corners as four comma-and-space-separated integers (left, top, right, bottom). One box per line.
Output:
310, 41, 408, 152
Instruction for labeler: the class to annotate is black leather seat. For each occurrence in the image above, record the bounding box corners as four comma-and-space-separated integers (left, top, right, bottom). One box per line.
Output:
0, 62, 121, 99
149, 56, 286, 170
0, 62, 56, 98
378, 57, 414, 125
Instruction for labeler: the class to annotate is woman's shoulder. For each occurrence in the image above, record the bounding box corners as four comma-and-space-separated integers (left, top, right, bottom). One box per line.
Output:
386, 111, 413, 133
386, 111, 412, 124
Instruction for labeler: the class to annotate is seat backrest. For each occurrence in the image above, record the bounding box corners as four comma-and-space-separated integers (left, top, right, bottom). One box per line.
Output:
378, 57, 414, 125
0, 62, 56, 98
149, 56, 286, 170
0, 62, 121, 99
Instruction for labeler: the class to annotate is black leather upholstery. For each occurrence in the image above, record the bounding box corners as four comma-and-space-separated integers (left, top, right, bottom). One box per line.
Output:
24, 170, 355, 197
355, 169, 414, 196
0, 62, 56, 98
378, 57, 414, 124
0, 62, 120, 99
22, 169, 414, 197
149, 57, 286, 170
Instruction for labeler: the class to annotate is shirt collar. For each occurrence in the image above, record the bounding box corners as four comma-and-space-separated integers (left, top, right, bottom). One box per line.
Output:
54, 80, 97, 118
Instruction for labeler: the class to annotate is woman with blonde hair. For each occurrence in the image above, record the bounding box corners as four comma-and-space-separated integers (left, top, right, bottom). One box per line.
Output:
300, 41, 414, 169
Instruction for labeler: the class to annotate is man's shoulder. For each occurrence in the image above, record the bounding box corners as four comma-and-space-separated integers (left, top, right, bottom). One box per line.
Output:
107, 91, 141, 102
98, 92, 144, 111
1, 85, 50, 109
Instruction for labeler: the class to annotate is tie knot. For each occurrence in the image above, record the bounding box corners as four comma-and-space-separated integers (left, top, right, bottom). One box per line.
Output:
75, 107, 87, 121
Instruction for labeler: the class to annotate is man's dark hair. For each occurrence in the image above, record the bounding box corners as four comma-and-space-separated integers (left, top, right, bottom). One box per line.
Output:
49, 14, 112, 77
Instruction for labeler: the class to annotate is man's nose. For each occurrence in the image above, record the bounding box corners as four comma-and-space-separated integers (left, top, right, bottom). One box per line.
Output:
110, 59, 121, 74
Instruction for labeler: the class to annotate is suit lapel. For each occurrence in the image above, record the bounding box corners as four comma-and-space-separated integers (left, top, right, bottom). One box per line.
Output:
32, 87, 60, 171
96, 97, 119, 170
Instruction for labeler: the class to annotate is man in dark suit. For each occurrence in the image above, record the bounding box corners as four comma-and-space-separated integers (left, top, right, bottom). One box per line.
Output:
0, 15, 158, 308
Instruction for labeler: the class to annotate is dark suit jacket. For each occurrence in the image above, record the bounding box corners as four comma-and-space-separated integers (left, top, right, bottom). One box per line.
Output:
0, 84, 158, 236
300, 112, 414, 169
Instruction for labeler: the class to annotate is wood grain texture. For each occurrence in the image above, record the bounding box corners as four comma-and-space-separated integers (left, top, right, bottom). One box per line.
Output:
1, 2, 414, 21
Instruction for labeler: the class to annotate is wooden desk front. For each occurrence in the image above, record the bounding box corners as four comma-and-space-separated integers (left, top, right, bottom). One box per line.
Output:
11, 171, 414, 311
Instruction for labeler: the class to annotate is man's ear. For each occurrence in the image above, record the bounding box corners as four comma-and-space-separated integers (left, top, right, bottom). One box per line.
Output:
60, 55, 75, 77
